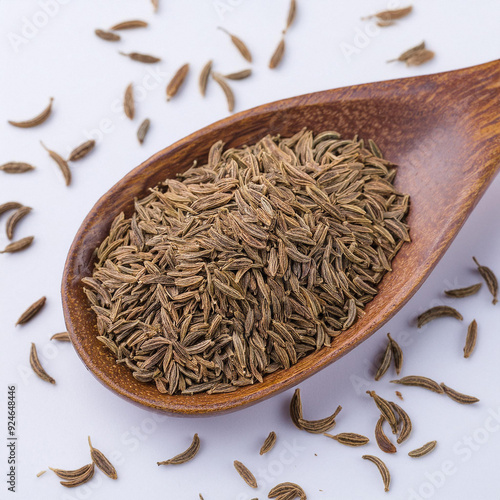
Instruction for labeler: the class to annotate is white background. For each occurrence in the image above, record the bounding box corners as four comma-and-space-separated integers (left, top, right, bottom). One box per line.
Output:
1, 1, 500, 499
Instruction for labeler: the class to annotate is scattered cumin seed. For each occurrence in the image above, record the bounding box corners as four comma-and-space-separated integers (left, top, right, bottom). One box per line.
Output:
49, 463, 93, 480
260, 431, 277, 455
374, 339, 392, 381
95, 29, 120, 41
0, 202, 23, 216
166, 63, 190, 101
390, 375, 443, 394
371, 6, 413, 21
40, 141, 71, 186
390, 401, 412, 444
16, 296, 46, 326
88, 436, 118, 479
137, 119, 150, 144
157, 434, 200, 465
68, 140, 95, 162
406, 49, 435, 67
388, 41, 425, 62
6, 206, 32, 240
269, 38, 285, 69
417, 305, 463, 327
223, 69, 252, 80
444, 283, 482, 298
464, 320, 477, 358
212, 73, 234, 112
233, 460, 258, 488
440, 383, 479, 405
297, 404, 342, 434
8, 98, 54, 128
388, 41, 434, 66
362, 455, 390, 492
325, 432, 369, 447
473, 257, 498, 304
30, 343, 55, 384
0, 236, 34, 254
388, 333, 403, 375
268, 482, 306, 499
124, 83, 134, 120
0, 162, 35, 174
375, 416, 396, 454
119, 52, 161, 63
110, 20, 148, 30
366, 391, 398, 434
60, 463, 94, 488
290, 389, 342, 433
51, 332, 70, 342
199, 60, 212, 96
218, 27, 252, 62
283, 0, 297, 34
290, 388, 304, 429
408, 440, 437, 458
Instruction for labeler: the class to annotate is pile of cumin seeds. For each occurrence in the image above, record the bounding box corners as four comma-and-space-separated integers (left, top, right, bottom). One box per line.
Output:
83, 128, 410, 395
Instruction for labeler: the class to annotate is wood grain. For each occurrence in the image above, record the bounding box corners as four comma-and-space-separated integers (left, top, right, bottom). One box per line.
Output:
62, 60, 500, 415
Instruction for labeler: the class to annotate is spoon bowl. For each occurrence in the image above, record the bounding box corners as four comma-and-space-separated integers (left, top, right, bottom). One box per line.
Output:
62, 61, 500, 415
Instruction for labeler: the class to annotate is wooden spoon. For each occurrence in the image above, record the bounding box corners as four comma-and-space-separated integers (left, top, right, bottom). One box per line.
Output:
62, 60, 500, 415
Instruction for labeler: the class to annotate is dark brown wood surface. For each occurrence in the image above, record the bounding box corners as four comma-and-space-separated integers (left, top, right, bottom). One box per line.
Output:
62, 60, 500, 415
